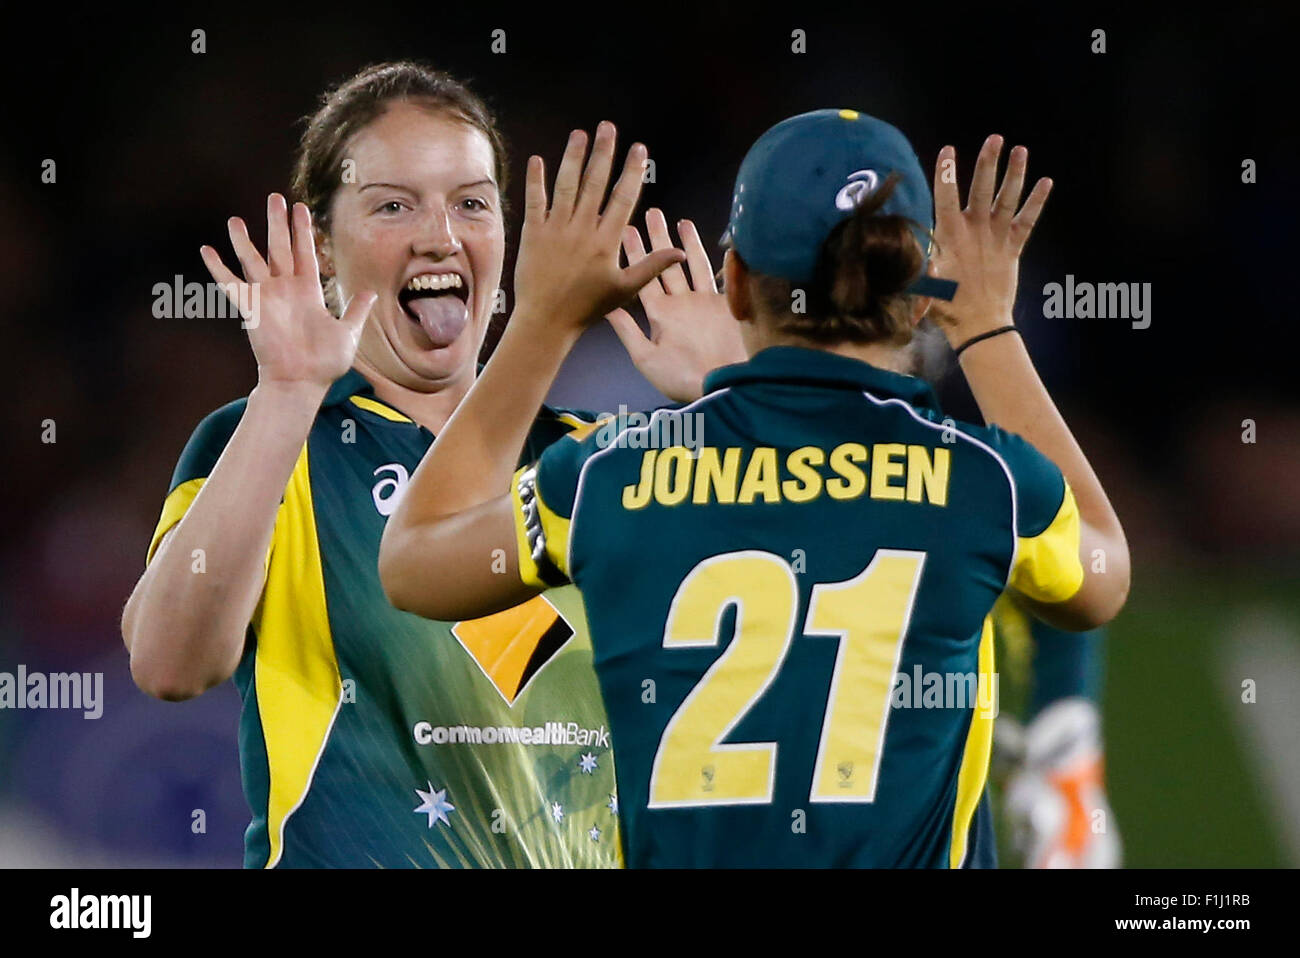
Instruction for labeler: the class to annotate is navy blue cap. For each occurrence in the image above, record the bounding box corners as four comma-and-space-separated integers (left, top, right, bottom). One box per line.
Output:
720, 108, 956, 301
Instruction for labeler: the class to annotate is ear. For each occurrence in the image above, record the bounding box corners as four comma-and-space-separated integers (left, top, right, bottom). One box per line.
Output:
723, 250, 754, 324
910, 295, 932, 326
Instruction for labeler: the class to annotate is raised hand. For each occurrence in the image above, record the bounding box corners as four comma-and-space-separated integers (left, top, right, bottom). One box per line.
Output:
927, 135, 1052, 345
606, 209, 747, 402
200, 193, 376, 390
512, 122, 684, 335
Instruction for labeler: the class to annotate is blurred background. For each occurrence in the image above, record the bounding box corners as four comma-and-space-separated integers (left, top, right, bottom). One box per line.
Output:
0, 3, 1295, 866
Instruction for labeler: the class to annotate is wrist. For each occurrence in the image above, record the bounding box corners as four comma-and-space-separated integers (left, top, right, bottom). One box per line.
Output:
505, 302, 587, 349
953, 325, 1020, 359
936, 313, 1013, 345
250, 379, 329, 418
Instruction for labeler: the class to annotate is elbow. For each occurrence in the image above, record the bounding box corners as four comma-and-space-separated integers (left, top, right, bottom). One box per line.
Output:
1092, 565, 1131, 629
1095, 540, 1132, 626
1076, 552, 1132, 631
125, 625, 227, 702
377, 529, 429, 617
378, 534, 481, 622
128, 653, 206, 702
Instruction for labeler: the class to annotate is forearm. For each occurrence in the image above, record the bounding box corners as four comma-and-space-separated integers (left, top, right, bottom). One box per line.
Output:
123, 382, 322, 699
394, 316, 577, 524
958, 332, 1130, 612
380, 316, 577, 607
959, 334, 1119, 537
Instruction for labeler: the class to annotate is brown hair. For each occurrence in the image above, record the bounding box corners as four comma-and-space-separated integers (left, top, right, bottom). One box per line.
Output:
750, 173, 928, 346
290, 60, 508, 235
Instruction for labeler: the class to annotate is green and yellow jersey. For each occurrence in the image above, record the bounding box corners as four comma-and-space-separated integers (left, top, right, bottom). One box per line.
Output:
147, 369, 619, 868
509, 346, 1085, 868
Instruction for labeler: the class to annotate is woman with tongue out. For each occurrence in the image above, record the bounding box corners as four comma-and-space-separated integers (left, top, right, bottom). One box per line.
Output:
120, 61, 710, 869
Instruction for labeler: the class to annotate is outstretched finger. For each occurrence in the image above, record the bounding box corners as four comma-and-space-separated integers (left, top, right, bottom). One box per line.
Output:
267, 193, 294, 277
967, 134, 1004, 216
992, 146, 1028, 222
523, 155, 548, 225
291, 202, 323, 280
1010, 177, 1053, 251
602, 142, 651, 235
607, 308, 653, 359
677, 219, 718, 293
620, 247, 687, 300
934, 146, 962, 219
622, 225, 664, 306
200, 244, 242, 290
550, 129, 589, 220
576, 121, 617, 218
227, 216, 269, 284
645, 208, 689, 295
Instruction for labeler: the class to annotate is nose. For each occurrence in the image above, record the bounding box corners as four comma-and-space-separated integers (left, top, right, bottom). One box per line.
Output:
412, 202, 463, 260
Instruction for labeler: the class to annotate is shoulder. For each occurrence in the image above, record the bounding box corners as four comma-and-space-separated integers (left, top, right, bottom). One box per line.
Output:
193, 396, 250, 439
522, 404, 603, 461
526, 405, 667, 516
169, 396, 250, 490
954, 422, 1067, 538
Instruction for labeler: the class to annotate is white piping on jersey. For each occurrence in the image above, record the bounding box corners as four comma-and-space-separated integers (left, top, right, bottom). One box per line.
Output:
569, 390, 733, 575
858, 390, 1019, 592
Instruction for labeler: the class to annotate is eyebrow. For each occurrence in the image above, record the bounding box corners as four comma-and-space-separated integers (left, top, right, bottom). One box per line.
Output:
357, 179, 498, 193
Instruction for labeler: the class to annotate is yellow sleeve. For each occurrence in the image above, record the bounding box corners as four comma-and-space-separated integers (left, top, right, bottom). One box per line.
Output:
511, 464, 573, 590
146, 478, 205, 565
1008, 482, 1085, 604
145, 477, 273, 576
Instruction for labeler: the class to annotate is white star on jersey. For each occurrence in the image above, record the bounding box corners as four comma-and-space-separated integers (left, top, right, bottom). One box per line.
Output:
414, 783, 455, 828
551, 802, 565, 823
589, 825, 601, 842
579, 752, 598, 774
608, 793, 619, 815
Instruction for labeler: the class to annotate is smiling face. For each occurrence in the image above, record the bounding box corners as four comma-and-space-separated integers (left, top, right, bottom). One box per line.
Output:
320, 100, 505, 392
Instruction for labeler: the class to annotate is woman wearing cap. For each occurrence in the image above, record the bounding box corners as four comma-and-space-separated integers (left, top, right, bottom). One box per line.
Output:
380, 110, 1130, 867
121, 62, 683, 868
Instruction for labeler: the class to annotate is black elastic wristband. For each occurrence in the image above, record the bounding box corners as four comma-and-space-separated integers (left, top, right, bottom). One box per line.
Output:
954, 325, 1019, 358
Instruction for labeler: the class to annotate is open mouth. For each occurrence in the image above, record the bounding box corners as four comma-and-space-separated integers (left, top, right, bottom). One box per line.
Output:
398, 272, 471, 348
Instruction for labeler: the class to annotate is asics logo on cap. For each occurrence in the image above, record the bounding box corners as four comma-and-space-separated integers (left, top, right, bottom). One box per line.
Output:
835, 169, 880, 211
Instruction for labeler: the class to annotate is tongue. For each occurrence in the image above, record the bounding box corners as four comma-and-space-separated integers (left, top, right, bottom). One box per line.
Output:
408, 295, 469, 348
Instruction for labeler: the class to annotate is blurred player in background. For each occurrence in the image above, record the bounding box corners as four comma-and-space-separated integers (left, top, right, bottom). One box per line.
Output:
379, 112, 1131, 866
120, 62, 684, 867
991, 601, 1121, 867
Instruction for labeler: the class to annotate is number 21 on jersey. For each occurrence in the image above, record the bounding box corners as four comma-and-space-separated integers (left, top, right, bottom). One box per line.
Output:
648, 549, 926, 808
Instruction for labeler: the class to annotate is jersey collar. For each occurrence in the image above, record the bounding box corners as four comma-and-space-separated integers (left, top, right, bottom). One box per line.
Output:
703, 346, 942, 413
322, 368, 380, 409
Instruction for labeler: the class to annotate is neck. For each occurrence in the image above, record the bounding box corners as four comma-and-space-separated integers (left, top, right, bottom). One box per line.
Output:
819, 339, 912, 373
350, 355, 475, 433
748, 329, 914, 375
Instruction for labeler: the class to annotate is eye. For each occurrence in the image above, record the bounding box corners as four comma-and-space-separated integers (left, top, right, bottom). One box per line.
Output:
458, 197, 490, 212
376, 200, 408, 215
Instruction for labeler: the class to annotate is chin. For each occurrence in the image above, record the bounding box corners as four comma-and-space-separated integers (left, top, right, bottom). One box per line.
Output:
407, 325, 484, 386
